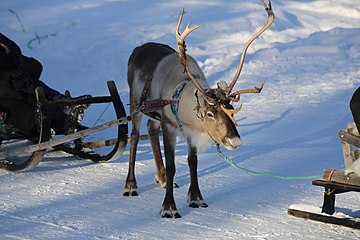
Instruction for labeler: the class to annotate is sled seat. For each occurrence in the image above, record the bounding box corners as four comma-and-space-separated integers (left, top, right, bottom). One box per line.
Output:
288, 124, 360, 228
338, 125, 360, 174
312, 170, 360, 215
312, 124, 360, 215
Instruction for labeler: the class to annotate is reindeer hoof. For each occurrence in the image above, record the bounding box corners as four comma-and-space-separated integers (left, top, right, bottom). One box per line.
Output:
155, 178, 167, 188
155, 179, 179, 189
155, 171, 167, 188
188, 200, 208, 208
124, 180, 138, 196
160, 207, 181, 218
123, 185, 138, 196
123, 190, 138, 197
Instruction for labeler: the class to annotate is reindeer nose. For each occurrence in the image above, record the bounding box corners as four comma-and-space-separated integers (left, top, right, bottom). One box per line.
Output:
224, 137, 241, 150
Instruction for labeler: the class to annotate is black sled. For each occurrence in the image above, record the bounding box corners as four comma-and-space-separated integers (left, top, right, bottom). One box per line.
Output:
0, 80, 128, 172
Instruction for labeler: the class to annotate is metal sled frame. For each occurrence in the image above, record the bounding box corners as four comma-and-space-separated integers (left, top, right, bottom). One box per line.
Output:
0, 80, 128, 172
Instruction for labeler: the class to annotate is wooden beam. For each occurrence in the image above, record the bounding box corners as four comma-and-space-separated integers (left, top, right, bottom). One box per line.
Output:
0, 116, 131, 157
321, 169, 360, 187
288, 208, 360, 229
81, 131, 163, 149
339, 130, 360, 148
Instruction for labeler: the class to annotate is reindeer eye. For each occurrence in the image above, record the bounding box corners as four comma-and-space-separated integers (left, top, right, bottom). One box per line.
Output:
206, 111, 215, 118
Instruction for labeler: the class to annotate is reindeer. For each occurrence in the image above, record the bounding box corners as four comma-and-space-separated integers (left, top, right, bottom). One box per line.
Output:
124, 0, 274, 218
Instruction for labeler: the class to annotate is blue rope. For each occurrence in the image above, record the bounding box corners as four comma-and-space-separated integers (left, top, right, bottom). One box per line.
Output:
171, 82, 187, 129
216, 145, 322, 180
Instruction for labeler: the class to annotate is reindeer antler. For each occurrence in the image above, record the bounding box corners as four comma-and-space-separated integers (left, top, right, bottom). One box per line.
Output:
220, 104, 242, 126
175, 2, 274, 127
220, 0, 274, 125
228, 82, 265, 102
176, 8, 205, 94
225, 0, 274, 96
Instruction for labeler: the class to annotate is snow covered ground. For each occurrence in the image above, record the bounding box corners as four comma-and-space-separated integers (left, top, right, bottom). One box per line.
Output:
1, 0, 360, 239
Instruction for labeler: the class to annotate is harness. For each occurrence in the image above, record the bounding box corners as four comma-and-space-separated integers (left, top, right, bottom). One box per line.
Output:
138, 64, 179, 114
138, 64, 188, 129
170, 82, 187, 129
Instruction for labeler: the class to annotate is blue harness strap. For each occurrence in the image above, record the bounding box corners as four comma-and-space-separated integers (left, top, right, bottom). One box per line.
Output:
171, 82, 187, 129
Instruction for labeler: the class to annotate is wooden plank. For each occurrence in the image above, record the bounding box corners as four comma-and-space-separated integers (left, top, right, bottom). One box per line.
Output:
338, 128, 360, 172
341, 139, 355, 170
43, 96, 114, 107
288, 208, 360, 229
312, 179, 360, 192
339, 130, 360, 148
321, 169, 360, 187
82, 131, 163, 149
0, 116, 131, 157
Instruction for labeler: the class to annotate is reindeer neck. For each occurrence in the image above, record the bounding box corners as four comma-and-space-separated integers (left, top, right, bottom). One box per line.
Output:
175, 82, 206, 132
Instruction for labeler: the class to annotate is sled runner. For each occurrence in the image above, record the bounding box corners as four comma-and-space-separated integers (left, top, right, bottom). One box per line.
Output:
288, 124, 360, 229
0, 80, 128, 172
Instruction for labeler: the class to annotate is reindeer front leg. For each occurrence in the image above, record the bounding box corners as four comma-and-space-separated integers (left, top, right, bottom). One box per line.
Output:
160, 122, 180, 218
187, 143, 208, 208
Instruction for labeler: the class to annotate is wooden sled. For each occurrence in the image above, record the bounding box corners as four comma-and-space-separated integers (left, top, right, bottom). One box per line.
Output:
288, 124, 360, 229
0, 80, 128, 172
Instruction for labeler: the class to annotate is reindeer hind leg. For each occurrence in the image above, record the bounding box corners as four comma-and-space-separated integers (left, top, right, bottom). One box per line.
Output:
124, 110, 142, 196
147, 119, 166, 188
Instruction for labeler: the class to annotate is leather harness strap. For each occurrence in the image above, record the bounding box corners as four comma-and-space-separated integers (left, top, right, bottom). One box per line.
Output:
138, 70, 154, 109
138, 63, 179, 114
140, 99, 179, 113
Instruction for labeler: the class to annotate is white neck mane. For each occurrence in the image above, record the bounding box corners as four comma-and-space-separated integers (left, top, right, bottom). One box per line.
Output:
172, 82, 212, 153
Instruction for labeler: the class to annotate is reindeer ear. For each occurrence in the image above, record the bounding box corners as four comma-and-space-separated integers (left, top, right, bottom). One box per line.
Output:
193, 88, 199, 98
194, 89, 204, 106
193, 89, 199, 99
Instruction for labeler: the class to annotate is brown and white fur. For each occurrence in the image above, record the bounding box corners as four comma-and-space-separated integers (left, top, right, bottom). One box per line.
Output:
124, 0, 274, 218
125, 42, 240, 218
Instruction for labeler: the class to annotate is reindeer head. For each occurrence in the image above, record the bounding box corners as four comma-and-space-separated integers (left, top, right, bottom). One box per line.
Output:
175, 0, 274, 150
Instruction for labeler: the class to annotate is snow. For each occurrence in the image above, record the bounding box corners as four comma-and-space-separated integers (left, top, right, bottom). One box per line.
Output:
1, 0, 360, 239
